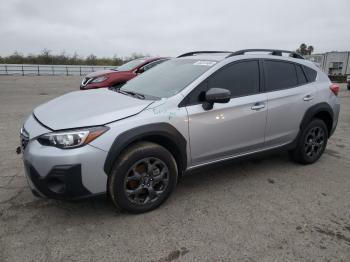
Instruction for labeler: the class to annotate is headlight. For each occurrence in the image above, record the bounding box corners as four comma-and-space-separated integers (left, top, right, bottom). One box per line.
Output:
37, 126, 109, 149
91, 76, 108, 83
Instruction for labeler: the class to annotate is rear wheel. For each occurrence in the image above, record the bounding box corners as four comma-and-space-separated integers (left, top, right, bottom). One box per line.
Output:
108, 142, 178, 213
290, 119, 328, 164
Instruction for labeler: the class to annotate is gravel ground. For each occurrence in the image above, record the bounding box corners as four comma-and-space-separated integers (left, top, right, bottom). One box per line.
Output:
0, 76, 350, 262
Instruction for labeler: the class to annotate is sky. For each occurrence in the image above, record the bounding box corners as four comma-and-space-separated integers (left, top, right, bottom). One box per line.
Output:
0, 0, 349, 58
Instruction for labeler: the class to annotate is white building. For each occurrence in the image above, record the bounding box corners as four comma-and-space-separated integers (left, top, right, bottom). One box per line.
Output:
305, 51, 350, 76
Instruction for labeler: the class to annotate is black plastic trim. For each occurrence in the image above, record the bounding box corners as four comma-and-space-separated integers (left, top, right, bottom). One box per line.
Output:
299, 102, 334, 137
228, 49, 304, 59
177, 51, 233, 58
104, 123, 187, 175
25, 163, 92, 200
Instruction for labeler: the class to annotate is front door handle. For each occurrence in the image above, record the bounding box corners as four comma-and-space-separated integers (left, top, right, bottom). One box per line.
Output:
251, 103, 265, 111
303, 95, 313, 101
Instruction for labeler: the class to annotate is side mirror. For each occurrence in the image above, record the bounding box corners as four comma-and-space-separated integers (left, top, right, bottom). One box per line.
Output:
203, 88, 231, 110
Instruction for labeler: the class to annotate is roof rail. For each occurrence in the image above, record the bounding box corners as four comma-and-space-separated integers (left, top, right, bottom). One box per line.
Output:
177, 51, 233, 58
227, 49, 304, 59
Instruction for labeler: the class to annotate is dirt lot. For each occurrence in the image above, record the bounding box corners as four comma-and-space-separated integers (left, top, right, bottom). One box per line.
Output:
0, 76, 350, 262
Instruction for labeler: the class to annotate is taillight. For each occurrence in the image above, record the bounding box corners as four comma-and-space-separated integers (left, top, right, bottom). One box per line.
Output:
330, 84, 340, 96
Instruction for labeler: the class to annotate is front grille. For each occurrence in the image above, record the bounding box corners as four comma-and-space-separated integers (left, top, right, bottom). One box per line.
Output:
20, 127, 29, 151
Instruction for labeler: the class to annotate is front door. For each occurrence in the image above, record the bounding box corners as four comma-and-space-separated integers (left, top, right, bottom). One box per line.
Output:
185, 60, 268, 166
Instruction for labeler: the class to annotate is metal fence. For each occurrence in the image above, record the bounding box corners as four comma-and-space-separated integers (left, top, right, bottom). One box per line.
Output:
0, 64, 116, 76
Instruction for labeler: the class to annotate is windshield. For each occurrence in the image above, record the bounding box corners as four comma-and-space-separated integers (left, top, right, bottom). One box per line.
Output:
117, 58, 146, 71
120, 59, 216, 98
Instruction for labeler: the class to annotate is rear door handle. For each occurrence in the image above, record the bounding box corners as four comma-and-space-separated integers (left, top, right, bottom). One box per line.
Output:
251, 103, 265, 111
303, 95, 313, 101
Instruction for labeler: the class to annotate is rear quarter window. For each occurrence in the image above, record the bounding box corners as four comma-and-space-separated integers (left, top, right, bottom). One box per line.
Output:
303, 65, 317, 82
296, 65, 308, 85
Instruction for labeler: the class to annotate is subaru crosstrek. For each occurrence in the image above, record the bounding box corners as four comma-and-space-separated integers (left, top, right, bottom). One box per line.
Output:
20, 49, 340, 213
80, 57, 169, 90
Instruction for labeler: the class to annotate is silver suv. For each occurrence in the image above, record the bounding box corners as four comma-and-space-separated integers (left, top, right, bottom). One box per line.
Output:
20, 49, 340, 213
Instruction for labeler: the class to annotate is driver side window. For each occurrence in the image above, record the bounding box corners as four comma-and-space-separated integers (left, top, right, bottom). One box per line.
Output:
208, 60, 260, 98
182, 60, 260, 107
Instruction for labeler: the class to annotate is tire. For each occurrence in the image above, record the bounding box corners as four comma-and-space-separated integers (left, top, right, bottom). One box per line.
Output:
347, 85, 350, 90
108, 142, 178, 213
290, 118, 328, 165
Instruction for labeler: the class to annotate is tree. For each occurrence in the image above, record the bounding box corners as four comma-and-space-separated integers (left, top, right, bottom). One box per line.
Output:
0, 51, 147, 65
8, 51, 24, 64
37, 49, 52, 64
307, 45, 314, 55
296, 43, 314, 56
86, 54, 97, 65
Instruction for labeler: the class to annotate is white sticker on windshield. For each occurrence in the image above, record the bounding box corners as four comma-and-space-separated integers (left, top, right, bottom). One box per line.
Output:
193, 61, 217, 66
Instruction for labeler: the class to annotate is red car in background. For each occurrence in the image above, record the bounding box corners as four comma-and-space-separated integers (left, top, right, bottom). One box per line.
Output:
80, 57, 169, 90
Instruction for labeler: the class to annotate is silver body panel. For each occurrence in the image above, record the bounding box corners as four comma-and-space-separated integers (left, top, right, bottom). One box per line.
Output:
264, 83, 317, 147
186, 93, 267, 166
21, 53, 340, 196
23, 140, 108, 194
34, 89, 154, 130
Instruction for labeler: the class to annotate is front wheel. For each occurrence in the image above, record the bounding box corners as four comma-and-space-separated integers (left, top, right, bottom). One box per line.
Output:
108, 142, 178, 213
290, 119, 328, 164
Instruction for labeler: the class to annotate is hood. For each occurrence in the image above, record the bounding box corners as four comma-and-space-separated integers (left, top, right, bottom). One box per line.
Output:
85, 69, 116, 78
34, 89, 153, 130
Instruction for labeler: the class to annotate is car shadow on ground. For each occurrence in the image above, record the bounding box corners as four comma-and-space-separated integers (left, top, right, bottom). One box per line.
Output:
19, 151, 291, 217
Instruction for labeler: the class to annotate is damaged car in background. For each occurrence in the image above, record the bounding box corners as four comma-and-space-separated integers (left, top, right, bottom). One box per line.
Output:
80, 57, 169, 90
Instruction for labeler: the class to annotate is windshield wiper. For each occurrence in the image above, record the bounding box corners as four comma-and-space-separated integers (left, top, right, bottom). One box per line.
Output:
118, 89, 145, 100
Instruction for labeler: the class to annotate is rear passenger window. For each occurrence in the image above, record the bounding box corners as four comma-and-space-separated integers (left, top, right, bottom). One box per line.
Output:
296, 65, 308, 85
208, 61, 260, 98
264, 60, 298, 91
303, 66, 317, 82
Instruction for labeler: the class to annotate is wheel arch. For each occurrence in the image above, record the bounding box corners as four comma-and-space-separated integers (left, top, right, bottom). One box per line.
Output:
104, 123, 187, 176
300, 102, 334, 137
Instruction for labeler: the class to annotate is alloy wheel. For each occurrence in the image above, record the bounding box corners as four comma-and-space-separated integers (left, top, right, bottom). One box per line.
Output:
124, 157, 169, 205
304, 126, 325, 158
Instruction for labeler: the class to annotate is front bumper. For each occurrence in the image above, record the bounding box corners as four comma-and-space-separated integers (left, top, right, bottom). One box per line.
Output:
22, 140, 109, 200
21, 115, 109, 200
24, 163, 91, 200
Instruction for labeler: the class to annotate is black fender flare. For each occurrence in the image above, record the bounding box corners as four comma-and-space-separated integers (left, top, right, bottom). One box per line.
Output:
103, 123, 187, 175
287, 102, 334, 150
300, 102, 333, 132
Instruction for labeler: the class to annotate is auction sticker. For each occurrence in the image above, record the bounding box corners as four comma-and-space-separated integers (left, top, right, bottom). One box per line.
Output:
193, 61, 217, 66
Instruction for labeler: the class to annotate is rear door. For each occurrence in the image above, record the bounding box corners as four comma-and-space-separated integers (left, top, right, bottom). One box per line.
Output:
263, 60, 317, 147
185, 60, 268, 166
